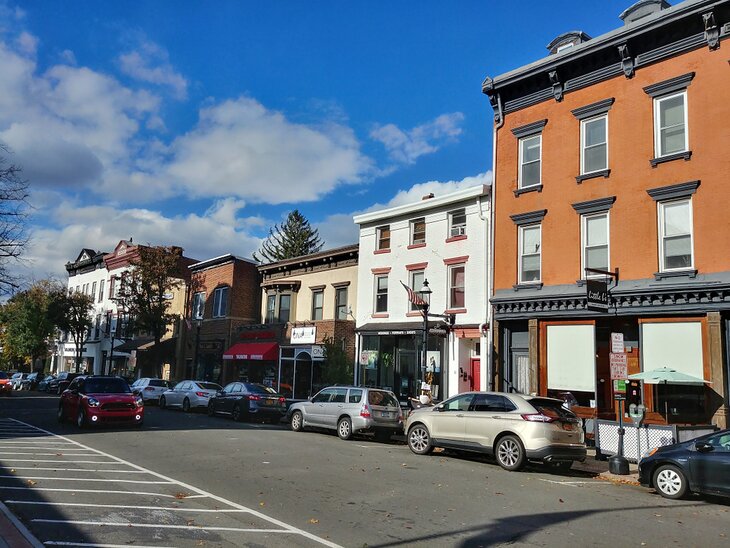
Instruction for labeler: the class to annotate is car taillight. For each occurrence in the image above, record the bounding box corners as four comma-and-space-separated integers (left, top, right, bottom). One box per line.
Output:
278, 397, 286, 404
360, 404, 371, 418
195, 391, 206, 397
248, 395, 260, 401
521, 413, 556, 423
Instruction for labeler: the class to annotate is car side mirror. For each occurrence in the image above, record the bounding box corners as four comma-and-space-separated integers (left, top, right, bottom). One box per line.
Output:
695, 441, 714, 453
216, 391, 223, 397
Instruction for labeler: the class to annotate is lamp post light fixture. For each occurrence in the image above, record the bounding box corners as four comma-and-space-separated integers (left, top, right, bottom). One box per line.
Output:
417, 279, 432, 389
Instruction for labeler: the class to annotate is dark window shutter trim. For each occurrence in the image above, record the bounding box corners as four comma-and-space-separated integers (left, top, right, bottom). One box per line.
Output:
510, 209, 547, 226
643, 72, 695, 97
571, 98, 615, 120
511, 119, 548, 138
646, 180, 700, 201
571, 196, 616, 215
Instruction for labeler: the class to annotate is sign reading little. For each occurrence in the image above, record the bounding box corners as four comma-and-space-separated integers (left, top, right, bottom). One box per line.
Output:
586, 279, 609, 312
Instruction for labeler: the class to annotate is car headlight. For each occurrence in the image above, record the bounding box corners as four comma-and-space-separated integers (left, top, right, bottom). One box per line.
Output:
87, 397, 100, 408
135, 396, 144, 407
641, 447, 659, 460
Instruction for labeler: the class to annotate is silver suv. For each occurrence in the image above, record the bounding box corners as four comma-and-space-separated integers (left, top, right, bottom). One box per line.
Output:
405, 391, 586, 471
288, 386, 403, 441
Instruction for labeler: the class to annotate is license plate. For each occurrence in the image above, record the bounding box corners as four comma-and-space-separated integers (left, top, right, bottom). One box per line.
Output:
562, 422, 574, 431
381, 411, 389, 418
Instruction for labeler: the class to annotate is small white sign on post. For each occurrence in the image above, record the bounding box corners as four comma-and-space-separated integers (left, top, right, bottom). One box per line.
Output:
609, 352, 628, 380
611, 332, 624, 354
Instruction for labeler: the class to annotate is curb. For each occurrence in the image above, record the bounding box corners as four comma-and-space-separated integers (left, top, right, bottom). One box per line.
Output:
0, 501, 44, 548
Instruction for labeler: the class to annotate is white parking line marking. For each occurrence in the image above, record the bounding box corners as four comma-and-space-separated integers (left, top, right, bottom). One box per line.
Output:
538, 478, 612, 486
0, 459, 119, 464
7, 501, 248, 512
0, 452, 100, 456
0, 486, 189, 498
45, 543, 177, 548
9, 419, 342, 547
3, 468, 147, 474
0, 447, 100, 451
0, 476, 173, 484
33, 519, 297, 533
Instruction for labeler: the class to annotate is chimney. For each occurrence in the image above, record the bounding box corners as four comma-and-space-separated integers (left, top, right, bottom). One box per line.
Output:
422, 193, 435, 200
620, 0, 670, 26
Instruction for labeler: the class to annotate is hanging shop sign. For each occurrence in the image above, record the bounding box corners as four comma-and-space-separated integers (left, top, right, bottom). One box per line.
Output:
291, 326, 316, 345
586, 279, 609, 312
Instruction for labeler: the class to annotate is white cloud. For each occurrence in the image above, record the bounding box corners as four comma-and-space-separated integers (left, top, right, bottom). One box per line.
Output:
15, 31, 37, 55
59, 49, 76, 65
315, 213, 359, 250
119, 40, 188, 100
370, 112, 465, 164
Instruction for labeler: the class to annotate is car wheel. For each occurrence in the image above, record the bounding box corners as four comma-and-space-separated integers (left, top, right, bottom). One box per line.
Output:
159, 396, 166, 410
654, 464, 688, 499
407, 424, 433, 455
290, 411, 304, 432
76, 408, 87, 429
57, 405, 65, 423
232, 404, 244, 422
182, 398, 191, 413
495, 435, 526, 471
337, 417, 353, 440
207, 402, 216, 417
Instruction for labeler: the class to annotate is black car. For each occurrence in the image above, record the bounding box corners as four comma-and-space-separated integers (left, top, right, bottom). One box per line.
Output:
208, 382, 286, 423
638, 429, 730, 499
19, 372, 40, 391
49, 372, 83, 395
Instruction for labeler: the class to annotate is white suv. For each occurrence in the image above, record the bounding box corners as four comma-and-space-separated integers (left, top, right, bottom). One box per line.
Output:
405, 392, 586, 471
131, 378, 171, 404
288, 386, 403, 441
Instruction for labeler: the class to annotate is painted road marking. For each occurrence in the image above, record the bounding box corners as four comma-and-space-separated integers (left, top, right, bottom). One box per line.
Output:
0, 452, 100, 456
33, 519, 299, 534
0, 486, 195, 498
0, 459, 120, 464
4, 468, 148, 473
0, 476, 174, 484
539, 478, 613, 486
6, 501, 248, 512
45, 543, 177, 548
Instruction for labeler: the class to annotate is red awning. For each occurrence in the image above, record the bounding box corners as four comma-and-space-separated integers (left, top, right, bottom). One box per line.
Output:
222, 342, 278, 361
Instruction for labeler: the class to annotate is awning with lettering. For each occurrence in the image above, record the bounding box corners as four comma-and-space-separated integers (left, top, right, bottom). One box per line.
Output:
222, 342, 278, 361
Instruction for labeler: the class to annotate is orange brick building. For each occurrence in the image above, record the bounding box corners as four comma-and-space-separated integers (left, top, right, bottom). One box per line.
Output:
483, 0, 730, 428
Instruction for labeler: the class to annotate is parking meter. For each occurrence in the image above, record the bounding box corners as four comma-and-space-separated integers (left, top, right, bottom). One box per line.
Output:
629, 404, 646, 459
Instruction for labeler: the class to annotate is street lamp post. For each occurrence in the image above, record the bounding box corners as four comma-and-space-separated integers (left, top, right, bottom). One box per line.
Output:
193, 319, 202, 379
418, 279, 432, 393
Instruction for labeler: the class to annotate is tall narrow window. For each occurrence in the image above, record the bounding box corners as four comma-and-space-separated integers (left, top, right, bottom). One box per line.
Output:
311, 290, 324, 321
519, 135, 541, 188
91, 281, 97, 299
375, 275, 388, 313
519, 225, 541, 283
192, 291, 206, 320
108, 277, 116, 298
98, 280, 104, 303
335, 287, 348, 320
266, 294, 276, 323
581, 115, 607, 174
655, 92, 687, 157
212, 286, 229, 318
376, 225, 390, 251
278, 294, 291, 323
448, 209, 467, 237
410, 218, 426, 245
659, 199, 693, 271
409, 270, 425, 312
582, 213, 609, 277
448, 265, 465, 309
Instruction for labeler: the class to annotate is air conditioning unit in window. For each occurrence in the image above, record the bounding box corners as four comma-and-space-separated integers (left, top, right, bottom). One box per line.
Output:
450, 225, 466, 237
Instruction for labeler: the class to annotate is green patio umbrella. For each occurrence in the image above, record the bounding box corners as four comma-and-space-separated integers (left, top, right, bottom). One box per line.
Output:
627, 367, 711, 421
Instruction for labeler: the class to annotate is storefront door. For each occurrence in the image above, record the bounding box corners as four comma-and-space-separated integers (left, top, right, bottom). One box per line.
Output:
395, 349, 417, 400
293, 352, 312, 400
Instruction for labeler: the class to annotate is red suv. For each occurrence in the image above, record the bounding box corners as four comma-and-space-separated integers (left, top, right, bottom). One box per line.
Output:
58, 376, 144, 428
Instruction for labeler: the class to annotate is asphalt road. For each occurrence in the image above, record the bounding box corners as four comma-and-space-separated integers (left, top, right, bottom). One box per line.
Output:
0, 391, 728, 547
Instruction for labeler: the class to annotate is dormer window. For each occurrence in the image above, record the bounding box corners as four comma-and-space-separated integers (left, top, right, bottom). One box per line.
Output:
546, 31, 591, 55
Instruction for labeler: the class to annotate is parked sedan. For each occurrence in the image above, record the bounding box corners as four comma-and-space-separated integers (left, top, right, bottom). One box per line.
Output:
19, 372, 40, 391
405, 392, 586, 471
49, 371, 83, 395
10, 372, 27, 390
0, 372, 12, 396
638, 429, 730, 499
159, 380, 221, 412
57, 375, 144, 428
130, 378, 171, 404
208, 382, 286, 422
37, 374, 56, 392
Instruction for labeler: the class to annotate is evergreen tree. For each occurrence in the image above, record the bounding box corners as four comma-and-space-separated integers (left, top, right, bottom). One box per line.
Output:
253, 210, 324, 263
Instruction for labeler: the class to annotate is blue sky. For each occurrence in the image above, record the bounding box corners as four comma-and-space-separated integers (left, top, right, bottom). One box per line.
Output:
0, 0, 636, 282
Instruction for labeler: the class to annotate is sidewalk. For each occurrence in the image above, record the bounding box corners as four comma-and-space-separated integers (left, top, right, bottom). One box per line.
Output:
0, 502, 43, 548
574, 448, 641, 485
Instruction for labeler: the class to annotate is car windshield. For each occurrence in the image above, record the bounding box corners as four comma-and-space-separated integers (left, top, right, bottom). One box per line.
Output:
148, 379, 169, 387
246, 383, 277, 395
529, 398, 578, 420
84, 378, 131, 394
196, 382, 221, 391
368, 390, 399, 408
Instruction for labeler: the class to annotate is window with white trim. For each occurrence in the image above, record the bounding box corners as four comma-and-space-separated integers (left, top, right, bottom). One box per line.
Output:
374, 275, 388, 313
519, 224, 541, 283
659, 199, 693, 271
448, 264, 465, 309
448, 209, 467, 237
278, 294, 291, 323
581, 115, 607, 174
410, 218, 426, 245
409, 270, 424, 312
655, 91, 687, 158
335, 287, 348, 320
519, 135, 541, 188
582, 213, 609, 277
98, 280, 104, 303
192, 291, 206, 320
212, 286, 229, 318
265, 294, 276, 323
376, 225, 390, 251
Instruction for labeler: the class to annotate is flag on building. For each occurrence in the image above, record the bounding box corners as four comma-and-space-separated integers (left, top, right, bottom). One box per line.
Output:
400, 281, 426, 306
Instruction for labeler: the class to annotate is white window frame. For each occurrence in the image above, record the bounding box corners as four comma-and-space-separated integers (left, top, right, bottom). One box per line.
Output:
580, 114, 608, 175
311, 290, 324, 321
658, 198, 694, 273
376, 225, 390, 251
278, 293, 291, 323
448, 264, 466, 309
518, 134, 542, 189
581, 212, 610, 279
409, 270, 425, 312
192, 291, 206, 320
265, 294, 276, 323
654, 91, 688, 158
212, 286, 229, 318
374, 275, 388, 313
448, 209, 467, 237
410, 218, 426, 245
518, 224, 542, 284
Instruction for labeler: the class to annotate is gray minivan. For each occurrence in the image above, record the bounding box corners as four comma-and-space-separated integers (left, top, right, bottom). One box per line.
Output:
288, 386, 403, 441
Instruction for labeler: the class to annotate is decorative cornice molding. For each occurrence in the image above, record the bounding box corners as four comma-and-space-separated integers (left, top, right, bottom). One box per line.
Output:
571, 196, 616, 215
564, 63, 624, 92
636, 33, 705, 68
514, 184, 543, 197
576, 169, 611, 183
571, 98, 615, 120
650, 150, 692, 167
510, 209, 547, 226
618, 43, 634, 78
642, 72, 695, 97
511, 119, 548, 138
703, 11, 720, 49
647, 180, 700, 201
548, 71, 563, 102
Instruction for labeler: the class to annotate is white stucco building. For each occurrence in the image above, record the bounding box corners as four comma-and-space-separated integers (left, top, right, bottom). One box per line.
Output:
353, 184, 491, 401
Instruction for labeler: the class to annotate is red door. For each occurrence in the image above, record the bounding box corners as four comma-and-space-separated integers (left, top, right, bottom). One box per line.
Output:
470, 358, 480, 391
